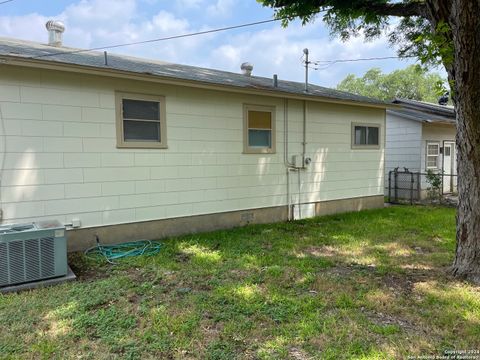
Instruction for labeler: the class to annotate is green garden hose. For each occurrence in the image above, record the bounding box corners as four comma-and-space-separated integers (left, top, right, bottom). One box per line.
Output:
84, 236, 162, 264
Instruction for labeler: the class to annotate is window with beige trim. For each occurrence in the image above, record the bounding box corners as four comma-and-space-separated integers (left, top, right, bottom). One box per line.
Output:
243, 104, 276, 154
116, 92, 167, 148
351, 123, 380, 149
426, 142, 440, 169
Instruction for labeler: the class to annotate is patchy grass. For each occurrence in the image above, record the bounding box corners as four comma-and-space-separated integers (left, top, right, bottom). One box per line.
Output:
1, 206, 479, 359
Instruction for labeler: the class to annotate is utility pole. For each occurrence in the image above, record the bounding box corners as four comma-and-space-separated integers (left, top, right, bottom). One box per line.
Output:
303, 48, 309, 92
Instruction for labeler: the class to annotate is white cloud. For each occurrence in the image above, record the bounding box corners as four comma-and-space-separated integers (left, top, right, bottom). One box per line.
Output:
0, 13, 49, 43
206, 21, 417, 87
176, 0, 204, 9
207, 0, 234, 17
0, 0, 419, 86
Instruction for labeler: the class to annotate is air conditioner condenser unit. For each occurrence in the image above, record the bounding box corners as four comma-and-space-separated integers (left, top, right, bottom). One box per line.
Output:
0, 220, 68, 288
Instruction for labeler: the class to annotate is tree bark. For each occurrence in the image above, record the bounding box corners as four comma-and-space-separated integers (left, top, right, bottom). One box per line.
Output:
450, 0, 480, 283
266, 0, 480, 283
427, 0, 480, 283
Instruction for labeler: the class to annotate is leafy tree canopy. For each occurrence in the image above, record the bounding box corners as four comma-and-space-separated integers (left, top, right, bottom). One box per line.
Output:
259, 0, 452, 67
336, 65, 446, 103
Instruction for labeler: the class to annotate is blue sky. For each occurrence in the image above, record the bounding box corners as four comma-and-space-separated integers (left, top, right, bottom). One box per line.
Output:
0, 0, 433, 87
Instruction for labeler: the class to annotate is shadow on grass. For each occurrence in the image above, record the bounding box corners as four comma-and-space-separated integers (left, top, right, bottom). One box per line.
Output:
1, 206, 478, 359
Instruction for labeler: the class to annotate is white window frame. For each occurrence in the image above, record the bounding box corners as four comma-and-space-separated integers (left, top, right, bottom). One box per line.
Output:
426, 142, 440, 169
351, 123, 381, 149
115, 91, 167, 149
243, 104, 276, 154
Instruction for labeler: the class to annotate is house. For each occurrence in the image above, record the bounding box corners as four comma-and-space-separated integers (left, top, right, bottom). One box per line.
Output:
385, 98, 456, 197
0, 23, 388, 251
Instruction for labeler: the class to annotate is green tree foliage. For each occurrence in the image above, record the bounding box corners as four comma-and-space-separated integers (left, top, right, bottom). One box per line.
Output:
259, 1, 450, 67
336, 65, 445, 103
259, 1, 480, 283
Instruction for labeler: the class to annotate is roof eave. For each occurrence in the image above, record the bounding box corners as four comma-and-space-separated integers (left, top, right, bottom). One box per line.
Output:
387, 109, 456, 125
0, 55, 392, 110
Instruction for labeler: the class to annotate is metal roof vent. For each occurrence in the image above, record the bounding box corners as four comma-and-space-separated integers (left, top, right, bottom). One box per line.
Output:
241, 62, 253, 76
46, 20, 65, 47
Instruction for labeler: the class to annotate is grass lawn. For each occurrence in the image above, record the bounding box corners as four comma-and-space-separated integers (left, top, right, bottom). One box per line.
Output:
1, 206, 479, 359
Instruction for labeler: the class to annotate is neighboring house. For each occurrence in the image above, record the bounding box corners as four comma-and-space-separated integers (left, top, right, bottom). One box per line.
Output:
385, 98, 456, 197
0, 26, 388, 251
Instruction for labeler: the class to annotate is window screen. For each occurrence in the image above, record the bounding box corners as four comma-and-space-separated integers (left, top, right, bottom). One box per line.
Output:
122, 99, 161, 142
354, 125, 379, 146
116, 92, 168, 149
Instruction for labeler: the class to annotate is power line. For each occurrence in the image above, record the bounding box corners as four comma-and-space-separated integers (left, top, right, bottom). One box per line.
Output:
305, 55, 417, 70
31, 10, 328, 59
0, 0, 15, 5
32, 18, 282, 59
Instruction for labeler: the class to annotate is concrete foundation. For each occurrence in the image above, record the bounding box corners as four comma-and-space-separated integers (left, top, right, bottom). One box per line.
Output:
67, 195, 384, 252
314, 195, 384, 216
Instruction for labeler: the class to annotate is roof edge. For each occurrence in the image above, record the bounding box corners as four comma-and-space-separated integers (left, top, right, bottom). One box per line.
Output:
0, 55, 394, 110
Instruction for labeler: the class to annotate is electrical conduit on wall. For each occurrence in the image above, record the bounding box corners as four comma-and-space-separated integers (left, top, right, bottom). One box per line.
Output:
283, 98, 308, 221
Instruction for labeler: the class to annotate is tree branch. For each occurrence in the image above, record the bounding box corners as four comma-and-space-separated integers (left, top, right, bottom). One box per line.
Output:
366, 1, 428, 18
272, 1, 428, 18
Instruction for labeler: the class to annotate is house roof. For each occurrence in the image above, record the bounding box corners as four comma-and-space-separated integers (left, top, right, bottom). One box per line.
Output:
0, 37, 390, 108
389, 98, 455, 125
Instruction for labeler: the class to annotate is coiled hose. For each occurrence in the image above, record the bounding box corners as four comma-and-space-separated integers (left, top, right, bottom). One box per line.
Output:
84, 236, 162, 264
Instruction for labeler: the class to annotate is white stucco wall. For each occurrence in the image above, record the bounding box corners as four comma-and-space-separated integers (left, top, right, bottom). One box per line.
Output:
0, 65, 385, 227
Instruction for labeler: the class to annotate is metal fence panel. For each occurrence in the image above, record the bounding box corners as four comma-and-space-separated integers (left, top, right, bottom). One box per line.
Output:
388, 167, 458, 204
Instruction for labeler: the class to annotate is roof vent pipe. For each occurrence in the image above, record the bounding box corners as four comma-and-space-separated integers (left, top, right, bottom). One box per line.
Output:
273, 74, 278, 87
46, 20, 65, 47
241, 62, 253, 76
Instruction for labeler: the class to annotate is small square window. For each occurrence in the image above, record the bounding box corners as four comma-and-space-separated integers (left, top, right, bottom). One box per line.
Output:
352, 124, 380, 148
244, 105, 275, 154
116, 92, 167, 149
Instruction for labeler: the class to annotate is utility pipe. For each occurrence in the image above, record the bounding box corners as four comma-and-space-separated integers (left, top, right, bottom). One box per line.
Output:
302, 100, 307, 168
284, 98, 295, 220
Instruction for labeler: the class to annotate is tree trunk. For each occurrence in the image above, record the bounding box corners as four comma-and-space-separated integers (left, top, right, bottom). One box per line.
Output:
427, 0, 480, 283
450, 0, 480, 283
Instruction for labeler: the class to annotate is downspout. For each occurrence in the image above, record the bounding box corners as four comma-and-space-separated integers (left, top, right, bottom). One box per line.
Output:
296, 100, 308, 219
284, 98, 309, 221
284, 98, 296, 220
302, 100, 307, 166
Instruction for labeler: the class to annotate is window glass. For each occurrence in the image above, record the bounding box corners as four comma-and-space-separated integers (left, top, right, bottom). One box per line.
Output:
426, 143, 439, 168
367, 126, 379, 145
124, 120, 160, 142
116, 93, 166, 148
244, 106, 274, 153
427, 156, 438, 168
427, 144, 439, 155
355, 126, 367, 145
123, 99, 160, 120
354, 125, 379, 146
248, 129, 271, 147
248, 111, 271, 129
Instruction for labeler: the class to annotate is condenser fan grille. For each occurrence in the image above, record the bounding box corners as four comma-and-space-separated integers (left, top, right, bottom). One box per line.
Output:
0, 236, 56, 287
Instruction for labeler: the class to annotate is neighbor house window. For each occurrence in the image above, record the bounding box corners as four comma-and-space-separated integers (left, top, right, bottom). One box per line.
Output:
243, 104, 276, 154
115, 92, 167, 148
426, 142, 440, 169
352, 123, 380, 149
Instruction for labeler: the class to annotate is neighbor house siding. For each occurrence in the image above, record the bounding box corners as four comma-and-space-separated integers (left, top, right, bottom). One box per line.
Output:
420, 123, 456, 173
419, 123, 456, 193
0, 65, 385, 228
384, 112, 422, 195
